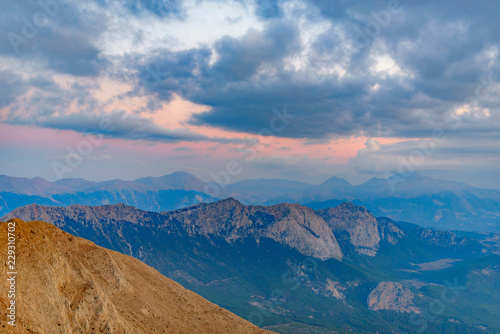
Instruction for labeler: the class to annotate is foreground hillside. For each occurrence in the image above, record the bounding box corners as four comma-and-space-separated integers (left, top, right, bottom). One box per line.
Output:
0, 219, 271, 334
4, 200, 499, 333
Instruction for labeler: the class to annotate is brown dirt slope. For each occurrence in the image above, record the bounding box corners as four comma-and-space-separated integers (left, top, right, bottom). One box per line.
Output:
0, 218, 272, 334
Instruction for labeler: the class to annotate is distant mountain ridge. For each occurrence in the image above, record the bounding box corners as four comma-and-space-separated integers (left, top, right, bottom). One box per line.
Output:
0, 172, 215, 218
1, 172, 500, 231
135, 171, 207, 192
0, 171, 207, 195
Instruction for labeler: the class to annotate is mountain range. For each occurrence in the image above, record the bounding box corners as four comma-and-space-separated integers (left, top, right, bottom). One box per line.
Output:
4, 200, 499, 333
1, 172, 499, 232
0, 218, 270, 333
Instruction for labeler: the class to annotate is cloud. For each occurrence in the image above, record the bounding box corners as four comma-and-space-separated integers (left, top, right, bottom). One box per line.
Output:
254, 0, 282, 19
1, 73, 245, 144
131, 0, 500, 142
174, 146, 194, 152
124, 0, 183, 17
349, 137, 500, 175
7, 109, 246, 144
1, 0, 500, 148
0, 0, 108, 76
0, 71, 27, 108
349, 139, 400, 174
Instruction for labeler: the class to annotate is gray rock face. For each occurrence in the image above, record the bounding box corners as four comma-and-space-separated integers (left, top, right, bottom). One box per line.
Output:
312, 279, 347, 300
317, 202, 381, 256
164, 198, 343, 261
367, 282, 419, 313
377, 218, 405, 245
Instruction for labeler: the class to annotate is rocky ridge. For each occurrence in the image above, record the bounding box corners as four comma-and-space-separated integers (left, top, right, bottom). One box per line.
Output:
163, 198, 343, 260
3, 200, 483, 263
367, 282, 419, 313
317, 202, 382, 256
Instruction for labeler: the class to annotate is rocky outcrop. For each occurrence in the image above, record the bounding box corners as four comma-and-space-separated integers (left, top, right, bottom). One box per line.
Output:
322, 279, 346, 300
164, 198, 343, 261
367, 282, 419, 313
377, 217, 405, 245
0, 219, 271, 334
3, 203, 165, 229
317, 202, 381, 256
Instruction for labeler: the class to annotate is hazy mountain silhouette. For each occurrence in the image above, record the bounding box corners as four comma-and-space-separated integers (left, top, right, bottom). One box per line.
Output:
1, 172, 499, 231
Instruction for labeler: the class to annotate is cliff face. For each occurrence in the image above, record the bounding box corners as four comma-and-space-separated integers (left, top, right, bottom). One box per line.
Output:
0, 219, 271, 334
317, 202, 381, 256
164, 198, 343, 260
377, 217, 405, 245
367, 282, 419, 314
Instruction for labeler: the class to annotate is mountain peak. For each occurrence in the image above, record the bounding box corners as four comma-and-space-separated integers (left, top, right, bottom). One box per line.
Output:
198, 197, 242, 210
167, 170, 197, 177
220, 197, 242, 204
320, 176, 352, 188
134, 171, 206, 191
336, 201, 368, 212
317, 202, 380, 256
0, 175, 70, 196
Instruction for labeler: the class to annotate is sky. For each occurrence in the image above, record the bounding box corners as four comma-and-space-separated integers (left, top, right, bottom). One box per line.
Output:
0, 0, 499, 188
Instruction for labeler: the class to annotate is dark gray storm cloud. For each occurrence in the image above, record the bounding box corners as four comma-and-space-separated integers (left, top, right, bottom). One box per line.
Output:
254, 0, 282, 19
125, 0, 183, 17
1, 0, 499, 144
0, 0, 107, 76
2, 72, 243, 144
0, 70, 27, 108
7, 108, 245, 144
134, 0, 500, 140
